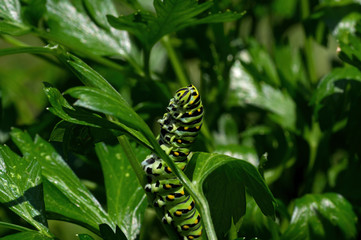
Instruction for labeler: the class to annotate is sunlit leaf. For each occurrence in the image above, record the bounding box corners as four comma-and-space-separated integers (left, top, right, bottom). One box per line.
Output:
0, 145, 49, 235
42, 0, 131, 57
0, 0, 30, 35
10, 129, 113, 232
282, 193, 357, 240
228, 59, 296, 131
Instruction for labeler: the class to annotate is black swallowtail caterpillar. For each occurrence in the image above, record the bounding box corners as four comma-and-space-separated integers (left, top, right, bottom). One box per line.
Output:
142, 85, 204, 240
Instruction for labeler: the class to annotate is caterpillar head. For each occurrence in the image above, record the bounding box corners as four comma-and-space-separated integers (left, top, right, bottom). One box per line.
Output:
174, 85, 199, 106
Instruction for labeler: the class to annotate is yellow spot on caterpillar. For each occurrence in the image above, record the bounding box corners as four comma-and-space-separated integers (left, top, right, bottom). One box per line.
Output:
180, 190, 185, 195
188, 205, 192, 210
189, 111, 193, 115
177, 139, 182, 143
197, 108, 201, 112
195, 126, 200, 129
189, 101, 194, 104
194, 218, 199, 224
168, 195, 175, 200
189, 236, 194, 240
183, 225, 189, 230
174, 151, 179, 156
181, 165, 186, 170
175, 211, 182, 216
184, 127, 189, 130
165, 184, 172, 189
167, 167, 172, 172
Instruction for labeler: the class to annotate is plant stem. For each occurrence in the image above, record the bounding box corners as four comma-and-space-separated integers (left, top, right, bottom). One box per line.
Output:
0, 221, 33, 232
161, 36, 189, 86
117, 135, 147, 187
143, 48, 151, 80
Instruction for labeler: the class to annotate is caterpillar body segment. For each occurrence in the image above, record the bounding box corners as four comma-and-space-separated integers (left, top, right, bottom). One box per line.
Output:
141, 85, 204, 240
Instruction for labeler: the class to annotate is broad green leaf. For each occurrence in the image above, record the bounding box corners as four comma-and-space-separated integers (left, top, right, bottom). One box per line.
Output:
311, 66, 361, 114
274, 46, 308, 91
0, 145, 49, 235
188, 152, 275, 238
282, 193, 357, 240
243, 40, 281, 87
43, 180, 99, 233
215, 145, 259, 167
107, 0, 243, 50
202, 165, 246, 238
0, 0, 30, 35
95, 142, 147, 240
77, 234, 95, 240
331, 12, 361, 43
0, 231, 54, 240
42, 0, 131, 57
65, 86, 153, 148
43, 84, 152, 149
228, 59, 296, 132
10, 129, 114, 231
338, 32, 361, 69
82, 0, 118, 30
213, 114, 239, 145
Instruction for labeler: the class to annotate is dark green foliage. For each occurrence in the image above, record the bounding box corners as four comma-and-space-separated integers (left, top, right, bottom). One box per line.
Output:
0, 0, 361, 239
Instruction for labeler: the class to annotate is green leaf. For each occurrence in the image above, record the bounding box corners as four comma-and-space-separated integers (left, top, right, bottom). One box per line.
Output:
43, 83, 152, 149
215, 145, 259, 167
282, 193, 357, 240
77, 234, 94, 240
107, 0, 243, 50
95, 142, 147, 240
228, 59, 297, 132
311, 66, 361, 114
82, 0, 118, 29
65, 86, 153, 149
0, 0, 30, 35
42, 180, 100, 233
0, 145, 49, 235
65, 54, 125, 101
0, 231, 54, 240
188, 152, 275, 238
77, 234, 95, 240
9, 129, 113, 232
42, 0, 131, 57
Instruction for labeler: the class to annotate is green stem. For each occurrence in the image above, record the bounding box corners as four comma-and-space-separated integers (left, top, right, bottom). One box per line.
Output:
300, 0, 317, 84
117, 135, 146, 187
0, 221, 33, 232
161, 36, 189, 86
143, 48, 151, 80
0, 46, 56, 56
1, 35, 28, 46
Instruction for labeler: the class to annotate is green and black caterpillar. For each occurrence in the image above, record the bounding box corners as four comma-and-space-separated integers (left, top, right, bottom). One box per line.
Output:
142, 85, 204, 240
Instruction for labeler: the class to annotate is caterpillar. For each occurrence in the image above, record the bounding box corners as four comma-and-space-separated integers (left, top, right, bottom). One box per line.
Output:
141, 85, 204, 240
